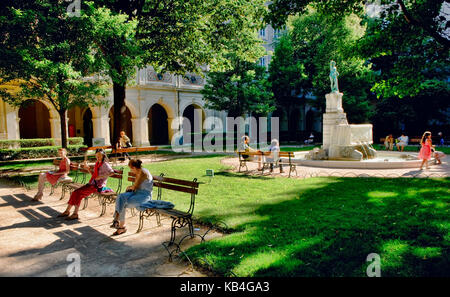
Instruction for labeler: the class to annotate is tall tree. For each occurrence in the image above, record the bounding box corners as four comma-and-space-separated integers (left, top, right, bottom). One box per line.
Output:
287, 9, 375, 123
89, 0, 267, 145
266, 0, 450, 49
358, 2, 450, 99
0, 0, 109, 148
268, 33, 308, 135
202, 55, 275, 118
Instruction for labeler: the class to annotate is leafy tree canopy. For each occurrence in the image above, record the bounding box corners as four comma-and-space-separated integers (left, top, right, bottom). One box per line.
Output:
202, 55, 275, 117
0, 0, 109, 148
281, 9, 375, 123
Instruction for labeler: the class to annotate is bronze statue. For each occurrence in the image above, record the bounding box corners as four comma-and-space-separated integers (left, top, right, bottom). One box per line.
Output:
329, 60, 339, 93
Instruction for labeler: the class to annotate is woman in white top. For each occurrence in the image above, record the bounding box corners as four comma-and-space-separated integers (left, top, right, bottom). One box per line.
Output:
266, 139, 284, 173
111, 159, 152, 236
396, 133, 409, 152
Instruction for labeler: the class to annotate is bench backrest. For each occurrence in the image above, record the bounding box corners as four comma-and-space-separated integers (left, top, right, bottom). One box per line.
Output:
128, 171, 199, 215
80, 145, 113, 152
68, 162, 80, 182
53, 159, 82, 182
109, 168, 124, 194
238, 150, 294, 160
75, 164, 123, 193
113, 146, 159, 154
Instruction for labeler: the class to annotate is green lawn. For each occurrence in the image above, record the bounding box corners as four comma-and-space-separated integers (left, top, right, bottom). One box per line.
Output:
2, 155, 449, 277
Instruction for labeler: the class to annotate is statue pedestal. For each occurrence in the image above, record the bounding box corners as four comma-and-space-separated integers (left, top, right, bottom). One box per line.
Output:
325, 92, 344, 113
322, 92, 347, 152
312, 92, 375, 161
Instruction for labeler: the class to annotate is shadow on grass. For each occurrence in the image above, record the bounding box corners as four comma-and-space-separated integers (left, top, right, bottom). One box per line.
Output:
186, 177, 450, 277
214, 171, 274, 181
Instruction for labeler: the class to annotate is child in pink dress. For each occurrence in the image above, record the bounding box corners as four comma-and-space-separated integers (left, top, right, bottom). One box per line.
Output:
33, 148, 71, 201
418, 131, 432, 170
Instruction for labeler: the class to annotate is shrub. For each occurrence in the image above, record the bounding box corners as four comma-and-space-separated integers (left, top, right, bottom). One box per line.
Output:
0, 144, 86, 161
0, 137, 84, 149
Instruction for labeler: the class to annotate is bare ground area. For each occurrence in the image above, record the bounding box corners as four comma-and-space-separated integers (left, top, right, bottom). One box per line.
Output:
221, 156, 450, 178
0, 180, 221, 277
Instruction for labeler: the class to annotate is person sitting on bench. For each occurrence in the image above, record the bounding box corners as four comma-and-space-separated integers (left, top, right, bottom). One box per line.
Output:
240, 135, 262, 170
266, 139, 284, 173
111, 159, 153, 236
118, 130, 132, 161
33, 148, 71, 201
57, 149, 114, 221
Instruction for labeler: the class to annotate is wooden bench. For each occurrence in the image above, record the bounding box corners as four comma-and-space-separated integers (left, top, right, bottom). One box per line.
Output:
237, 150, 298, 177
110, 146, 158, 166
80, 145, 159, 166
237, 150, 264, 172
262, 151, 297, 177
60, 164, 91, 201
97, 168, 124, 216
380, 137, 421, 144
129, 172, 200, 245
60, 163, 124, 213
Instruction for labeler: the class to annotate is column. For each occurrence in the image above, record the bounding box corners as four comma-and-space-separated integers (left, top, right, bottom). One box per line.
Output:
0, 101, 7, 139
167, 117, 176, 145
92, 116, 111, 146
5, 104, 20, 140
131, 117, 150, 147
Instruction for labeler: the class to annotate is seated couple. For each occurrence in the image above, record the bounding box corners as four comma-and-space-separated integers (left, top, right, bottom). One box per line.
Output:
241, 136, 284, 173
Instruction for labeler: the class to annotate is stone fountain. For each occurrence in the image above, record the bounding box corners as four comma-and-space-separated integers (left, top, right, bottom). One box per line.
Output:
307, 61, 377, 161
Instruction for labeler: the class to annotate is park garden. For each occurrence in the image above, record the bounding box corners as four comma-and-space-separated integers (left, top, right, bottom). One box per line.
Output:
0, 0, 449, 278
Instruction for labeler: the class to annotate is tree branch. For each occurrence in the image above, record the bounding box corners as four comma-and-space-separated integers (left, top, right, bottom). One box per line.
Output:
397, 0, 450, 49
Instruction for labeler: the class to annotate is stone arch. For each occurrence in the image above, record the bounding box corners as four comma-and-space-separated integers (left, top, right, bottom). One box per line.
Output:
143, 98, 175, 120
124, 99, 139, 119
109, 105, 133, 146
148, 103, 169, 145
82, 108, 94, 147
18, 100, 53, 139
182, 103, 206, 145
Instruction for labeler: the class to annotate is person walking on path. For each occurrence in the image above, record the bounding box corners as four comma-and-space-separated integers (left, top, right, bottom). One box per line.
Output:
419, 131, 432, 170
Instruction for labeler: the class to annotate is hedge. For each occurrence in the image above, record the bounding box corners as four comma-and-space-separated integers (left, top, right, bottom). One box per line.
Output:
0, 144, 86, 161
0, 137, 84, 149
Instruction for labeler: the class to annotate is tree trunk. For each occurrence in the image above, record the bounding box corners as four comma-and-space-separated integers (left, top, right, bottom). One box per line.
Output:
59, 109, 68, 149
113, 81, 126, 148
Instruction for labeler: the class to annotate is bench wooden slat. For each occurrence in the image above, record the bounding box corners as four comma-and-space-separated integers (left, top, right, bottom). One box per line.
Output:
159, 176, 199, 188
158, 208, 190, 218
113, 148, 138, 153
154, 182, 198, 195
135, 146, 158, 152
80, 145, 113, 151
128, 173, 197, 188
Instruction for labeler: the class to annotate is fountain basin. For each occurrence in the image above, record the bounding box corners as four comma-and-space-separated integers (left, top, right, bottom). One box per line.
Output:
286, 151, 433, 169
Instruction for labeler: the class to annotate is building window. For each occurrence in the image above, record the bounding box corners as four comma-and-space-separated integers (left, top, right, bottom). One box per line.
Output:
259, 28, 265, 37
259, 57, 266, 67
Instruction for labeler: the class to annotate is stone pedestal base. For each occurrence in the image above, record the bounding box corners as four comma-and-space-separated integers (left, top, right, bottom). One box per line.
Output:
328, 145, 363, 161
